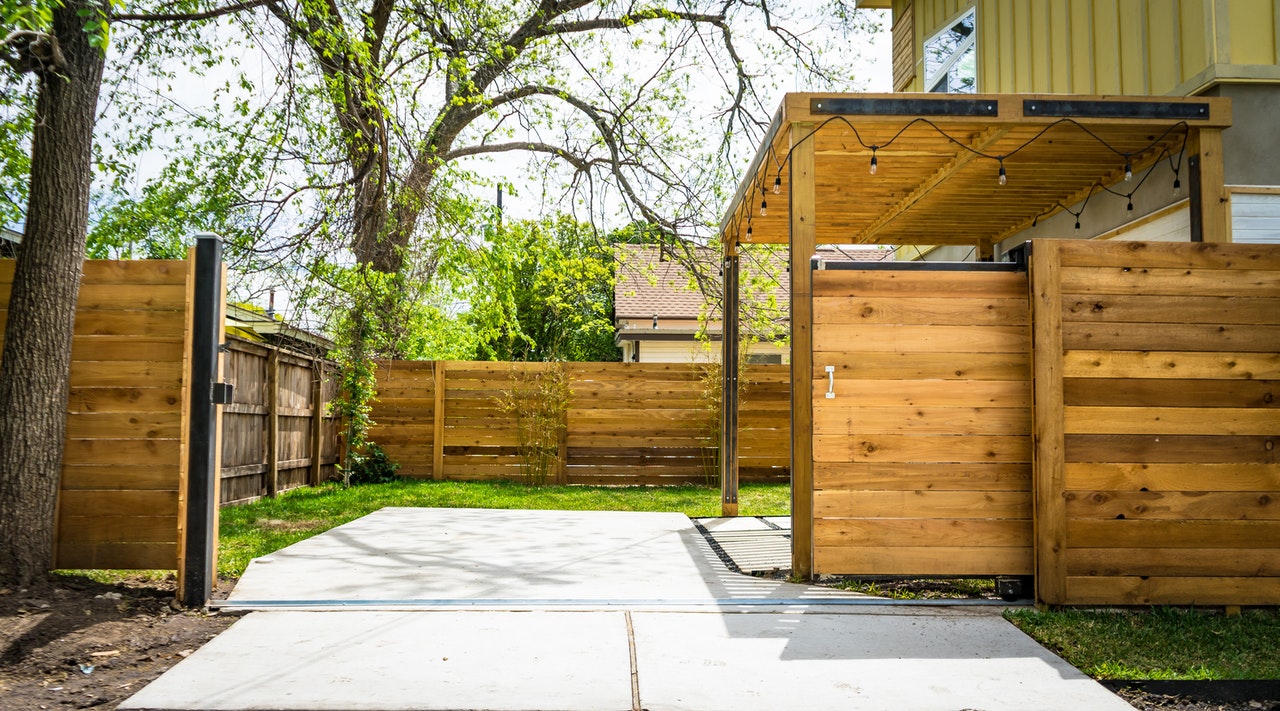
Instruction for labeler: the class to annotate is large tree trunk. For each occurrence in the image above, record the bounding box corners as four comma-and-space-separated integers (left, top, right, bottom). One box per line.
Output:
0, 0, 106, 587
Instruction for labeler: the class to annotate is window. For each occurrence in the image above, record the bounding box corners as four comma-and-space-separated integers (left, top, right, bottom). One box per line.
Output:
924, 7, 976, 94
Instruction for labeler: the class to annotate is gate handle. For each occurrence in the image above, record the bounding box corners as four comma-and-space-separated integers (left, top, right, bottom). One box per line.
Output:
824, 365, 835, 399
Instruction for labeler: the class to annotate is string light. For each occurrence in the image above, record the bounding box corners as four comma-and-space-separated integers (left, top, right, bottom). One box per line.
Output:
773, 176, 781, 194
1173, 173, 1182, 196
760, 198, 767, 217
1124, 159, 1133, 182
746, 225, 753, 239
997, 157, 1007, 186
1074, 217, 1081, 230
869, 146, 878, 175
1126, 195, 1134, 212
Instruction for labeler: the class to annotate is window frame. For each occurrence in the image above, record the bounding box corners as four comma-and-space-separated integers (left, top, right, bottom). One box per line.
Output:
923, 6, 978, 94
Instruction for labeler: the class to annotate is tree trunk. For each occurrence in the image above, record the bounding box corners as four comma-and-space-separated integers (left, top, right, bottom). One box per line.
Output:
0, 0, 106, 586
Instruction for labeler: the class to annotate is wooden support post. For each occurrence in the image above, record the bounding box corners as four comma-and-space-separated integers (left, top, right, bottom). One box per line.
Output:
432, 361, 446, 480
790, 121, 817, 580
266, 348, 280, 498
721, 247, 740, 517
1188, 128, 1231, 243
557, 363, 569, 485
309, 367, 323, 487
1030, 240, 1066, 605
977, 241, 994, 262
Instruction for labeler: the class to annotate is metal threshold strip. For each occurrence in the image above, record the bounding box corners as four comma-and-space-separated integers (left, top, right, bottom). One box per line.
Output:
212, 597, 1024, 610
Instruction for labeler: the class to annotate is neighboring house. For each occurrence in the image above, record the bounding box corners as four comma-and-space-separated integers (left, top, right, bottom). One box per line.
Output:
226, 302, 334, 354
870, 0, 1280, 257
1, 224, 20, 258
614, 244, 891, 363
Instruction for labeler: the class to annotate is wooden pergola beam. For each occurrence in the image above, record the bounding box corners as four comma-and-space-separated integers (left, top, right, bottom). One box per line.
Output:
856, 126, 1011, 244
789, 121, 816, 579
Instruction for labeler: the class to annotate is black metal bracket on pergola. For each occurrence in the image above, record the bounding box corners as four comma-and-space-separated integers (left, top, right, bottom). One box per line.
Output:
1023, 99, 1211, 120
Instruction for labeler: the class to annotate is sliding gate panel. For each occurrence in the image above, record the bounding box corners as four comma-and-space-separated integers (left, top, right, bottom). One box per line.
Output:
811, 263, 1033, 577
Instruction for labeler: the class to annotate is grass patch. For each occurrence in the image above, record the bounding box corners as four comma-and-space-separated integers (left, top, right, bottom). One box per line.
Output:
828, 577, 996, 600
218, 480, 790, 578
1006, 607, 1280, 680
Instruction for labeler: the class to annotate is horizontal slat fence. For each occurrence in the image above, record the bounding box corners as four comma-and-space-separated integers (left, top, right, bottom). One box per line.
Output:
219, 337, 340, 505
811, 266, 1034, 577
1033, 240, 1280, 606
0, 258, 193, 570
369, 361, 790, 485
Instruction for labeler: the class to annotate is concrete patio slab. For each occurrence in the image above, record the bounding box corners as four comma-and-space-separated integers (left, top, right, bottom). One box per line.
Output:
122, 508, 1132, 711
226, 508, 863, 607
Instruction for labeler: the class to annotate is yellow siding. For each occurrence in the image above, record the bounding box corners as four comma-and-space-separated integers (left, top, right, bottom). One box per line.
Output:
894, 0, 1277, 96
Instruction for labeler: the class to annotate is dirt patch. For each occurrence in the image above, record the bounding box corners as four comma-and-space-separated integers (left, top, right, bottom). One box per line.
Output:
0, 574, 239, 711
1117, 688, 1280, 711
256, 518, 323, 532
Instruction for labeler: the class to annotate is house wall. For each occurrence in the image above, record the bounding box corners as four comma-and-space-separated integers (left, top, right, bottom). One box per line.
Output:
894, 0, 1280, 95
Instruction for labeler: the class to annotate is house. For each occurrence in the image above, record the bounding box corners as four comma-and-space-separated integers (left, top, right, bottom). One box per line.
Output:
614, 244, 890, 363
866, 0, 1280, 258
1, 224, 20, 258
225, 302, 334, 354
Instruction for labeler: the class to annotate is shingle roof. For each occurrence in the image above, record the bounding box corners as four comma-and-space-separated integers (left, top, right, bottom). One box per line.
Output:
614, 244, 891, 321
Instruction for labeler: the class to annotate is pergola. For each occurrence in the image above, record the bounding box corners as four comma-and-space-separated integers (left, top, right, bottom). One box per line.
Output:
714, 93, 1233, 577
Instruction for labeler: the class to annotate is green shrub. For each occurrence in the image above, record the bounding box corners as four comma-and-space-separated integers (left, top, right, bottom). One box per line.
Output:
346, 442, 400, 485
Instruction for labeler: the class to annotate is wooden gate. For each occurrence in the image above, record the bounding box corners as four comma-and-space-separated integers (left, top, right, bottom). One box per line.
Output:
811, 262, 1034, 577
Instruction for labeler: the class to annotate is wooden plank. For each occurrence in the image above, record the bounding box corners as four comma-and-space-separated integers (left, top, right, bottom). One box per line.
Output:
814, 518, 1032, 548
814, 324, 1030, 354
1064, 575, 1280, 606
1066, 519, 1280, 548
813, 406, 1029, 436
59, 490, 180, 518
1064, 406, 1278, 435
816, 352, 1030, 380
63, 438, 182, 465
310, 368, 323, 487
58, 515, 177, 543
1065, 490, 1280, 520
71, 336, 185, 361
80, 259, 190, 285
1032, 239, 1067, 605
1064, 434, 1278, 464
56, 542, 177, 570
69, 361, 184, 387
812, 296, 1029, 325
1062, 295, 1280, 325
1065, 378, 1280, 408
810, 379, 1031, 407
61, 464, 180, 490
1062, 350, 1280, 379
64, 412, 183, 439
813, 434, 1031, 464
814, 490, 1031, 519
1064, 462, 1280, 492
66, 387, 182, 413
1190, 128, 1231, 244
1053, 238, 1280, 271
814, 462, 1030, 491
1062, 322, 1280, 352
812, 270, 1029, 298
1066, 548, 1280, 577
815, 546, 1033, 576
1059, 266, 1280, 297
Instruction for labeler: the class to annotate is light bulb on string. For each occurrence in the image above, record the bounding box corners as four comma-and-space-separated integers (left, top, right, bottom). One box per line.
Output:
746, 225, 753, 239
1124, 160, 1133, 182
1126, 196, 1134, 212
773, 176, 781, 194
760, 198, 767, 217
997, 159, 1007, 186
1173, 174, 1182, 196
869, 146, 878, 175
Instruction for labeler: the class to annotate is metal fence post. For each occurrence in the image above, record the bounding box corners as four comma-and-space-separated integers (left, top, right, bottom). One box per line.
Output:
182, 234, 225, 608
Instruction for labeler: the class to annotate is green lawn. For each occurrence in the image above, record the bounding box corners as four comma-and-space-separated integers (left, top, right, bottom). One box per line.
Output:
1006, 607, 1280, 680
218, 480, 790, 578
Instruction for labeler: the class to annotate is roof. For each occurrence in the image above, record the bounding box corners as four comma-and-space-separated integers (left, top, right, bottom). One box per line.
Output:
614, 243, 890, 321
719, 93, 1233, 249
226, 303, 335, 352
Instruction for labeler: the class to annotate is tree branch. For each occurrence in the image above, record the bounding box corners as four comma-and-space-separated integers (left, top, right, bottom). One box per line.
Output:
111, 0, 273, 23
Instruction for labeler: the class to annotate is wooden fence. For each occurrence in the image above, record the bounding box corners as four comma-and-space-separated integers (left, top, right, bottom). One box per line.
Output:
0, 258, 195, 571
220, 337, 340, 505
369, 361, 790, 485
1032, 240, 1280, 606
811, 265, 1034, 577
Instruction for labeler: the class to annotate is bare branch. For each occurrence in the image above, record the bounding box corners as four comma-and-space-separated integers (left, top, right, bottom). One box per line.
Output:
111, 0, 273, 23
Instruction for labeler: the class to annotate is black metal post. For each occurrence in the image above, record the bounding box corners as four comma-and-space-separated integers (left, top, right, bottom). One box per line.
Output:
720, 253, 740, 515
182, 234, 223, 608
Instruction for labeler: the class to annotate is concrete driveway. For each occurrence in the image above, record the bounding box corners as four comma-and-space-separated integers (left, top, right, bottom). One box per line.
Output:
120, 508, 1132, 711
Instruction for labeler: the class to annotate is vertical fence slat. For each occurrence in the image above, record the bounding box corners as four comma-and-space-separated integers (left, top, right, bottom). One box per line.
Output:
266, 349, 279, 498
433, 361, 446, 480
1031, 241, 1068, 605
